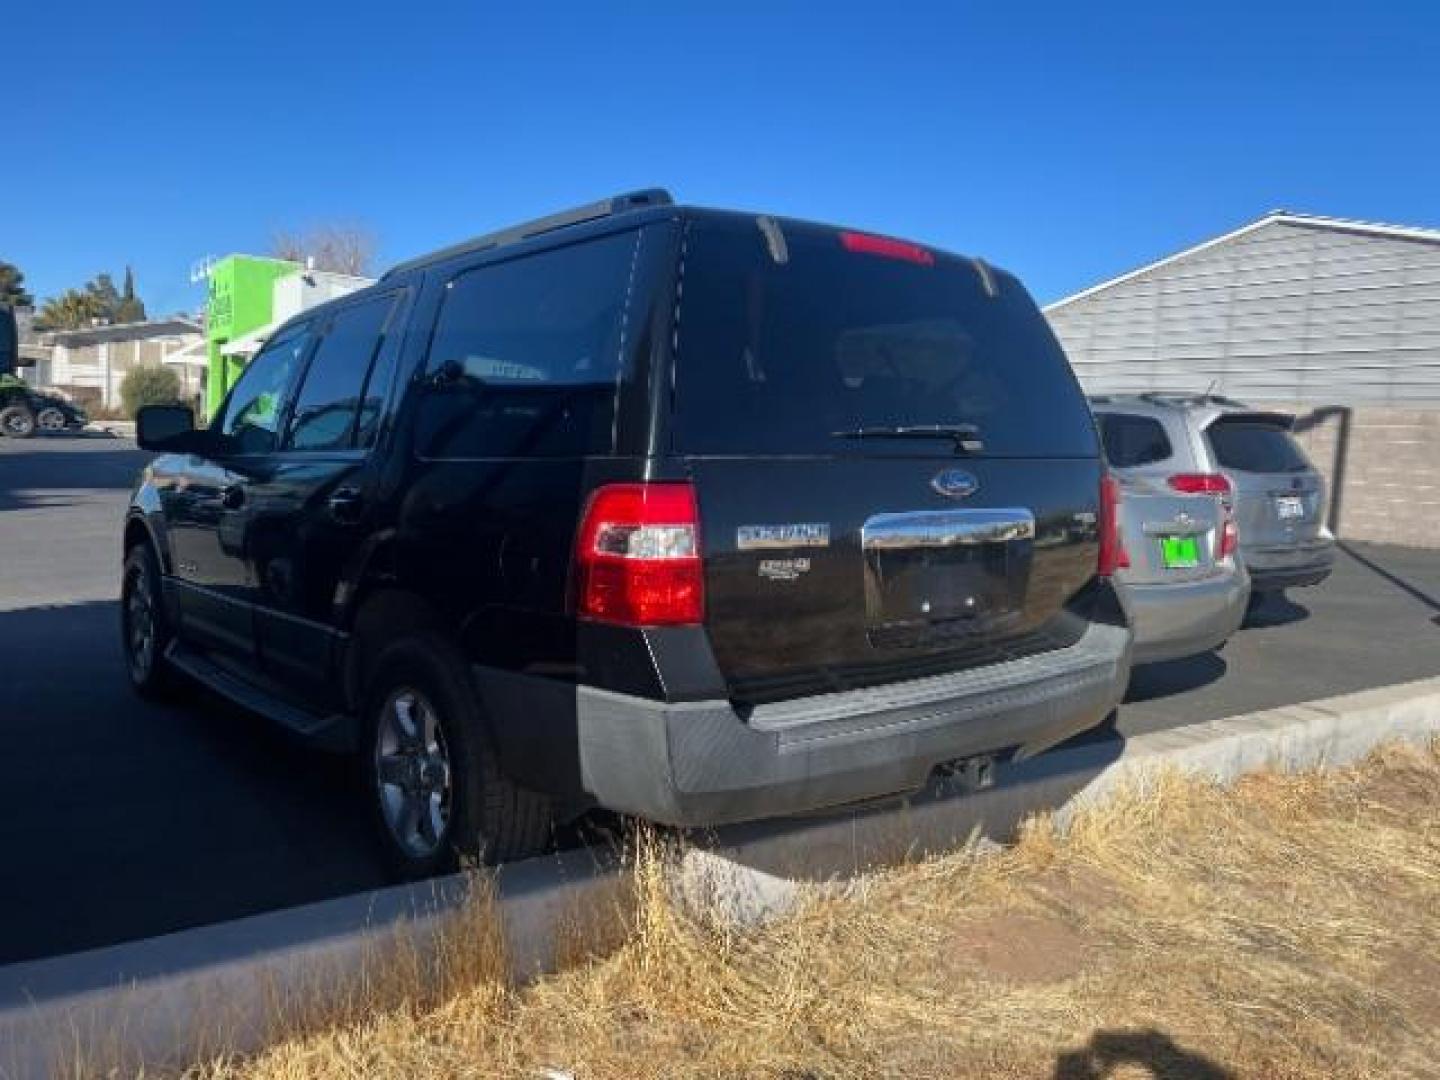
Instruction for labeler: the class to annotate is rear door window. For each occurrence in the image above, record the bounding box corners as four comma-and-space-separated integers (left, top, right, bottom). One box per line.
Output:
415, 230, 644, 459
1096, 412, 1173, 468
1207, 420, 1310, 473
672, 217, 1097, 458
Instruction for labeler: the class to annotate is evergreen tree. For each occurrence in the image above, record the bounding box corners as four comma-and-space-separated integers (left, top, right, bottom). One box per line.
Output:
86, 272, 121, 314
0, 261, 33, 308
114, 266, 147, 323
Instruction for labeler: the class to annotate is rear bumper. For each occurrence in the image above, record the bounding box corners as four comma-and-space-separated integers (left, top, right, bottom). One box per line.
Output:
1123, 566, 1250, 665
1243, 533, 1336, 592
575, 621, 1131, 828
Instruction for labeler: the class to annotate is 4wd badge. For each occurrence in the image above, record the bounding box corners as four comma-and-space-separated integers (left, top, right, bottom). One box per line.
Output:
759, 557, 811, 581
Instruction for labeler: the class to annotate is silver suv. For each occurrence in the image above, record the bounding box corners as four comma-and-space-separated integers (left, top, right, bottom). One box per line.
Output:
1093, 393, 1336, 603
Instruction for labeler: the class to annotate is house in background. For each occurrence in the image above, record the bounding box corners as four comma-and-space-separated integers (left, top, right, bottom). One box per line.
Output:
1046, 211, 1440, 548
31, 317, 205, 412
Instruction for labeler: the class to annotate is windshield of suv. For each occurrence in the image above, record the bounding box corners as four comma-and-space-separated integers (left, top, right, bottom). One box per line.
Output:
1207, 418, 1311, 473
672, 217, 1097, 458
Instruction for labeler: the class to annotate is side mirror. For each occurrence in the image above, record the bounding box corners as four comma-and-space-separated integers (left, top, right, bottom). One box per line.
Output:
136, 404, 201, 452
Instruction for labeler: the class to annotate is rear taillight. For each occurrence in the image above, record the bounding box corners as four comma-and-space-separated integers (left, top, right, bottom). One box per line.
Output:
1099, 473, 1130, 576
574, 483, 704, 626
1167, 472, 1231, 496
1218, 514, 1239, 560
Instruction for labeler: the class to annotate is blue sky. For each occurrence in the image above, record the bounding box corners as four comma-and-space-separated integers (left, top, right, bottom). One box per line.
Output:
7, 1, 1438, 316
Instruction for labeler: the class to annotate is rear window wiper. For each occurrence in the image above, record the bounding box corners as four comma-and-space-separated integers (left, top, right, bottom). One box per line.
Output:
832, 423, 984, 453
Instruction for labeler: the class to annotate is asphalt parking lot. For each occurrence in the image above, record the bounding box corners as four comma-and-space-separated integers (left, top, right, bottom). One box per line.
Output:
1, 436, 1437, 965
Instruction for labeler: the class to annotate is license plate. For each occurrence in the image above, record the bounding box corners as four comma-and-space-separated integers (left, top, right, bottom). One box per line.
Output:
1160, 535, 1200, 569
861, 510, 1033, 627
1275, 495, 1305, 520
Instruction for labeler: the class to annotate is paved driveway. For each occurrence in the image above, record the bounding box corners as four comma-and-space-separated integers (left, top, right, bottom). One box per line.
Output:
1117, 542, 1439, 735
0, 437, 382, 964
0, 436, 1436, 964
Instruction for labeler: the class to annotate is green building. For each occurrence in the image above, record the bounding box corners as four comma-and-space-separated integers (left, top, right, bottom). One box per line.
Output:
205, 255, 297, 416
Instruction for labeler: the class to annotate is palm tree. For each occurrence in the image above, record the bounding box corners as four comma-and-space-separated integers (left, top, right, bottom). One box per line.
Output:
36, 288, 108, 331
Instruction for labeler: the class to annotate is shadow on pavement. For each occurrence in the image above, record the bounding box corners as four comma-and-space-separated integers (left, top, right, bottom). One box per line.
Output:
0, 599, 384, 964
1339, 541, 1440, 621
1124, 652, 1228, 704
1241, 591, 1310, 629
1053, 1027, 1235, 1079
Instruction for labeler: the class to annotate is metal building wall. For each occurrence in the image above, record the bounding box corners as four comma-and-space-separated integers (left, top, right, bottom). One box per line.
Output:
1046, 219, 1440, 404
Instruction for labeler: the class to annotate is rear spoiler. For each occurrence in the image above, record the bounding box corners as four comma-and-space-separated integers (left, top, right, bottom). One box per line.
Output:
1206, 410, 1296, 431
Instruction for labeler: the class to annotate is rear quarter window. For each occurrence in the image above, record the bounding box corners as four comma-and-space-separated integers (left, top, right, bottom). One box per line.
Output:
413, 229, 644, 459
1207, 420, 1311, 473
672, 217, 1098, 458
1096, 412, 1173, 468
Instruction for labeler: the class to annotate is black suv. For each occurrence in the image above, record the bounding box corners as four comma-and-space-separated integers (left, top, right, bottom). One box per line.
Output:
125, 191, 1132, 878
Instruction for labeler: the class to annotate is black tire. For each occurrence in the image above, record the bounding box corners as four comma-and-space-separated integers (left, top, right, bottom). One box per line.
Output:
359, 633, 552, 880
0, 404, 36, 438
121, 543, 181, 699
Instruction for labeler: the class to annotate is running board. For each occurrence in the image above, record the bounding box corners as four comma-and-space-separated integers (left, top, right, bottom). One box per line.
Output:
165, 643, 355, 752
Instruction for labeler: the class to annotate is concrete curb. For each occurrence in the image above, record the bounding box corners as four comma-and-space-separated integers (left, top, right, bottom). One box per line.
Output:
3, 677, 1438, 1076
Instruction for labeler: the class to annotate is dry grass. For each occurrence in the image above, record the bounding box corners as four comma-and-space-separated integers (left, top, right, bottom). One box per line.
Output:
163, 742, 1440, 1079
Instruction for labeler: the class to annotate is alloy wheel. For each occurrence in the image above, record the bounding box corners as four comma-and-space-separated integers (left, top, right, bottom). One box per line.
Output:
374, 688, 454, 859
1, 411, 34, 437
124, 564, 156, 683
36, 407, 67, 432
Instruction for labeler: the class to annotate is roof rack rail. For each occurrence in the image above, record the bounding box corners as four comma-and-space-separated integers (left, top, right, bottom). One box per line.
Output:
1138, 390, 1248, 408
381, 188, 673, 279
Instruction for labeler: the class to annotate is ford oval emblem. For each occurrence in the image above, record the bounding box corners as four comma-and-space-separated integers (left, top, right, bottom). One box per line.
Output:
931, 468, 979, 500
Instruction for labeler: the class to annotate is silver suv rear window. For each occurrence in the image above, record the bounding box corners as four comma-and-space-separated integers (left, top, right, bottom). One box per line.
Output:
1096, 413, 1173, 468
1207, 419, 1310, 473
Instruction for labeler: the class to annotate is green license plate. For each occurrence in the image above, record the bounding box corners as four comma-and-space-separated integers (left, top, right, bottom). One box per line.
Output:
1160, 535, 1201, 569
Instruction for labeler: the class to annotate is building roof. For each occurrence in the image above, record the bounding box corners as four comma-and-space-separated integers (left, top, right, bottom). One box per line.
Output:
41, 317, 203, 346
219, 322, 274, 358
161, 338, 210, 367
1045, 211, 1440, 314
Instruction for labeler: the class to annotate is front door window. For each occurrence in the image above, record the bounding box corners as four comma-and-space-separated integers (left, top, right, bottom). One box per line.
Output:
219, 325, 313, 455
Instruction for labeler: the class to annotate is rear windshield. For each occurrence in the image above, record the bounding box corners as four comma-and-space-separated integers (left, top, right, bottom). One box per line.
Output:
672, 217, 1098, 458
1207, 419, 1311, 473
